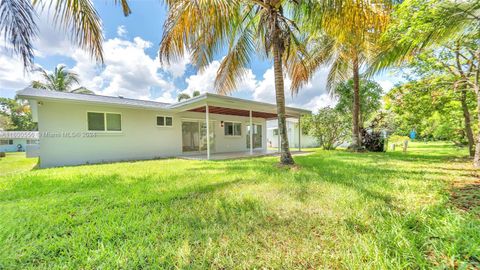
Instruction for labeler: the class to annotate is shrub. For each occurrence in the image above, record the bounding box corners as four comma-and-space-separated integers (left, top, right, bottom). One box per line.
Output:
302, 108, 349, 150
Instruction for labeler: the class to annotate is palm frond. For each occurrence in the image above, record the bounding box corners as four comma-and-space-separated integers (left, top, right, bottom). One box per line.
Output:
114, 0, 131, 16
215, 26, 255, 95
31, 0, 103, 62
0, 0, 38, 69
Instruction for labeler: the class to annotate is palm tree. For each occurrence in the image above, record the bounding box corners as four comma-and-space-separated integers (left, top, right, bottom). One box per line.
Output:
177, 90, 201, 102
0, 0, 131, 69
291, 0, 392, 150
31, 65, 94, 94
159, 0, 310, 165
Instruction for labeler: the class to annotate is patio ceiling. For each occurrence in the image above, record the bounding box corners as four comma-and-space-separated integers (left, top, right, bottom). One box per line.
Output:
188, 105, 282, 119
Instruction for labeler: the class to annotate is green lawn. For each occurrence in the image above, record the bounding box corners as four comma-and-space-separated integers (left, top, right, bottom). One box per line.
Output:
0, 143, 479, 269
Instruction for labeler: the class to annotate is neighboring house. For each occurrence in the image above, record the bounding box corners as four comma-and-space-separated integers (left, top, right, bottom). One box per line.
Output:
266, 119, 319, 148
17, 88, 310, 168
0, 131, 39, 153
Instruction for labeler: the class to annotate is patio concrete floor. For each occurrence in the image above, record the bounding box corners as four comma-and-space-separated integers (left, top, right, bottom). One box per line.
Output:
177, 149, 313, 160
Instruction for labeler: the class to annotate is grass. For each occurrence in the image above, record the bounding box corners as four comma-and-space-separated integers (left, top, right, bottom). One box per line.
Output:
0, 142, 479, 269
0, 152, 38, 176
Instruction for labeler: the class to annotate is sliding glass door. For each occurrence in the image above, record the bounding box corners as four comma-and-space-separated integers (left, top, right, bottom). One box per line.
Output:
182, 121, 215, 152
246, 124, 263, 149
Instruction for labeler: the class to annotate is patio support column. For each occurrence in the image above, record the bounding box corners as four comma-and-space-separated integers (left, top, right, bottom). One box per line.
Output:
206, 104, 210, 160
298, 115, 301, 152
249, 110, 253, 155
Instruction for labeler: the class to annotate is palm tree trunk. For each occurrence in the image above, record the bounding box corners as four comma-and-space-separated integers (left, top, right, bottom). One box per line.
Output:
351, 54, 361, 149
273, 41, 294, 165
460, 87, 474, 157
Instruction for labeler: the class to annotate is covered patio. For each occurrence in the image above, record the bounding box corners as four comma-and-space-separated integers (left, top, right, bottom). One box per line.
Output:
169, 93, 311, 160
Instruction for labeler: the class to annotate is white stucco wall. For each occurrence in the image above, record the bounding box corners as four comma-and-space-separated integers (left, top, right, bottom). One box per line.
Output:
37, 101, 267, 167
266, 120, 319, 148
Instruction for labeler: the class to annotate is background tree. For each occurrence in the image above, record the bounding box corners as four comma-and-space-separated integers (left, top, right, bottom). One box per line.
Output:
385, 76, 474, 145
399, 35, 480, 156
301, 107, 349, 150
177, 90, 201, 102
334, 79, 383, 131
159, 0, 311, 165
31, 65, 94, 94
0, 98, 37, 131
292, 0, 393, 150
374, 0, 480, 166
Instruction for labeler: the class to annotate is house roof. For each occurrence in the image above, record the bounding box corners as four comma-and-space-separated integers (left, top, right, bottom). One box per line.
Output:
16, 88, 170, 110
16, 88, 311, 117
0, 131, 39, 139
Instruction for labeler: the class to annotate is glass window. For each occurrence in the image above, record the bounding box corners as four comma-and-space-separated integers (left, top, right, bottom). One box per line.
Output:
157, 116, 164, 126
224, 122, 233, 136
88, 112, 121, 131
224, 122, 241, 136
0, 139, 12, 145
87, 112, 105, 131
106, 113, 121, 131
273, 128, 278, 135
165, 117, 173, 126
157, 116, 173, 127
234, 123, 242, 136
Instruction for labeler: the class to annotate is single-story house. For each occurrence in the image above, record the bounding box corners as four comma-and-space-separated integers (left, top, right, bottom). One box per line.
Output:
17, 88, 310, 168
0, 131, 39, 153
266, 119, 319, 148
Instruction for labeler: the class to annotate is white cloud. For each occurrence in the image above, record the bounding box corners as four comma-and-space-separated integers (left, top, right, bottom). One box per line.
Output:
252, 66, 335, 112
158, 53, 191, 79
183, 60, 258, 95
71, 37, 177, 100
116, 25, 127, 37
0, 48, 43, 93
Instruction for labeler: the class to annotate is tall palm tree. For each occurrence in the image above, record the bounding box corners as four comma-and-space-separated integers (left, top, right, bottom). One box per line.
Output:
0, 0, 132, 69
31, 65, 94, 94
291, 0, 392, 150
159, 0, 310, 165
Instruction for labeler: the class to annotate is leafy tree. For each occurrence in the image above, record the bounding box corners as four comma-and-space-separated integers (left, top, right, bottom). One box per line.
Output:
0, 98, 37, 131
291, 0, 393, 150
374, 0, 480, 166
400, 34, 480, 156
159, 0, 311, 165
31, 65, 94, 94
177, 90, 201, 102
385, 76, 475, 145
302, 107, 350, 150
0, 0, 131, 68
335, 79, 383, 130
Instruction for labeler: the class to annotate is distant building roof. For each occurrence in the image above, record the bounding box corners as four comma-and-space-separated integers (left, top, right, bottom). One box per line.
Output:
16, 88, 170, 110
0, 131, 39, 139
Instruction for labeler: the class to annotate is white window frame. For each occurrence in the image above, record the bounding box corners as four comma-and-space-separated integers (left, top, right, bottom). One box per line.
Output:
156, 115, 173, 127
86, 111, 122, 133
224, 121, 242, 137
0, 139, 13, 145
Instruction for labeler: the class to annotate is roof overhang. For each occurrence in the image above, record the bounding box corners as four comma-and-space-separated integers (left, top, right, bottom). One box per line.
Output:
169, 93, 310, 118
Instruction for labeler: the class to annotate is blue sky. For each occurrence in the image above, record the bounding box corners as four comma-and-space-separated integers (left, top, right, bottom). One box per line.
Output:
0, 0, 402, 111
